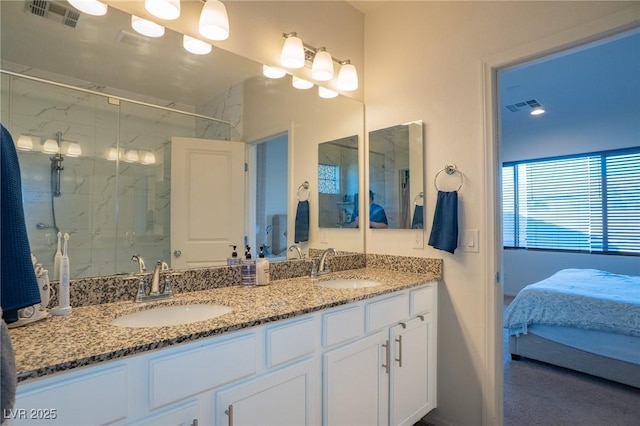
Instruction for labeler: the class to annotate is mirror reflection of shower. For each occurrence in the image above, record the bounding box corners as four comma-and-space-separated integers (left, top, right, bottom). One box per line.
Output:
49, 131, 64, 236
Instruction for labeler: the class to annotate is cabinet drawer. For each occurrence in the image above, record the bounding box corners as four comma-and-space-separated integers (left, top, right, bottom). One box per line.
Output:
266, 316, 316, 368
365, 293, 409, 332
322, 305, 364, 347
149, 333, 256, 409
411, 284, 435, 314
14, 364, 128, 425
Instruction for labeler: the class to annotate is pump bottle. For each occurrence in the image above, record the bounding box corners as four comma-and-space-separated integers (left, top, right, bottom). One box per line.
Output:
256, 246, 270, 286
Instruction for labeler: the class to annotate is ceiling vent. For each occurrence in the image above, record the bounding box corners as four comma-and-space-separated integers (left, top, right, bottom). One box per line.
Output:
25, 1, 80, 28
504, 99, 541, 113
114, 30, 149, 48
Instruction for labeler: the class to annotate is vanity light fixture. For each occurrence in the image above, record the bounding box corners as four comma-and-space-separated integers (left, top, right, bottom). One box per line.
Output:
145, 0, 181, 21
66, 143, 82, 157
16, 135, 34, 151
125, 150, 139, 163
280, 33, 305, 69
107, 148, 120, 161
131, 15, 165, 38
263, 65, 287, 79
311, 47, 334, 81
141, 151, 157, 165
336, 60, 358, 91
67, 0, 108, 16
42, 139, 59, 154
292, 76, 314, 90
199, 0, 229, 41
318, 86, 338, 99
183, 35, 212, 55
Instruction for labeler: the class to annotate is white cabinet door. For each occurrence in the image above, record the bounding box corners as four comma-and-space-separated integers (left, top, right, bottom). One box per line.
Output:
324, 330, 389, 426
390, 313, 434, 426
216, 359, 319, 426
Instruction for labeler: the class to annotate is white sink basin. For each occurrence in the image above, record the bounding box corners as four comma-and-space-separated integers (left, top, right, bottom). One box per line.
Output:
111, 304, 233, 328
315, 279, 382, 289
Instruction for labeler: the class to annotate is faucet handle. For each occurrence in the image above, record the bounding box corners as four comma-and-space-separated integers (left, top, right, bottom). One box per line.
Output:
160, 261, 170, 272
310, 259, 318, 278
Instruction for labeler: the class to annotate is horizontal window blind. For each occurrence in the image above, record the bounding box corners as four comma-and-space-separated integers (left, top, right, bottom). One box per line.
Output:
503, 148, 639, 255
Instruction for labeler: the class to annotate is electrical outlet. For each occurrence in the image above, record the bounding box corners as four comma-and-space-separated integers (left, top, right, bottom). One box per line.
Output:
412, 230, 424, 249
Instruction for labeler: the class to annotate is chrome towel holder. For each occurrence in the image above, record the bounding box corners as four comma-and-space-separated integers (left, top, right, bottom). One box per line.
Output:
414, 192, 424, 206
434, 164, 464, 191
297, 181, 310, 201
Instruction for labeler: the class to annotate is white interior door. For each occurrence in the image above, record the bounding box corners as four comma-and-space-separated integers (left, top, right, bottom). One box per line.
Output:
171, 137, 245, 269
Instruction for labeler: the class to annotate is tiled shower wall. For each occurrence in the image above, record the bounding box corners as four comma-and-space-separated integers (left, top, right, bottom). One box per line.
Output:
1, 71, 237, 278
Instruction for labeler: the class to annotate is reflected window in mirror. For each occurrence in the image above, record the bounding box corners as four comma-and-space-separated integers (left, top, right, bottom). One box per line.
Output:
318, 136, 359, 228
368, 121, 424, 229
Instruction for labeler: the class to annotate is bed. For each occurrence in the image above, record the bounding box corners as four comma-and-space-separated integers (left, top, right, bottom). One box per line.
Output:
504, 268, 640, 388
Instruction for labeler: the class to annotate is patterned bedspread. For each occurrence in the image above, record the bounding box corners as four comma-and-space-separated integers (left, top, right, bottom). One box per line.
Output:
504, 269, 640, 337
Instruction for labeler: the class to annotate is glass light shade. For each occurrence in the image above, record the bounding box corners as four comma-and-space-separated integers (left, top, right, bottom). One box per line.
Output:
199, 0, 229, 41
530, 107, 545, 115
292, 76, 313, 90
337, 63, 358, 91
280, 35, 305, 69
67, 0, 108, 16
262, 65, 287, 79
144, 0, 180, 20
43, 139, 58, 153
107, 148, 120, 161
318, 86, 339, 99
125, 150, 139, 163
67, 143, 82, 157
131, 15, 165, 38
183, 35, 212, 55
141, 151, 156, 165
311, 49, 333, 81
16, 135, 33, 151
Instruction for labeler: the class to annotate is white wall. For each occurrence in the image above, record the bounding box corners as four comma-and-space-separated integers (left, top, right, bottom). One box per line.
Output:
363, 2, 639, 425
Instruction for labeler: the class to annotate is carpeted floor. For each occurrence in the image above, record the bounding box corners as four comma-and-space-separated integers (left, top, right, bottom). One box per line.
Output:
503, 298, 640, 425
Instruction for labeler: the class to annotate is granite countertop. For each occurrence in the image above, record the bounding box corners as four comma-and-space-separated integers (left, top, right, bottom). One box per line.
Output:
9, 267, 439, 383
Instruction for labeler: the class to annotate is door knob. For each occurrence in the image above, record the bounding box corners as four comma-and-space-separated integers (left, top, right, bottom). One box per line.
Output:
173, 249, 182, 257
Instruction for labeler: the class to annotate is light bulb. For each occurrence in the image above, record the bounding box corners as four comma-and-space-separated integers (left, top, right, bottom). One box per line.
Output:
43, 139, 58, 153
530, 107, 545, 115
292, 76, 313, 90
337, 62, 358, 91
67, 143, 82, 157
131, 15, 165, 38
16, 135, 33, 151
183, 35, 212, 55
318, 86, 338, 99
144, 0, 180, 20
199, 0, 229, 41
263, 65, 287, 79
280, 34, 305, 69
311, 48, 333, 81
67, 0, 107, 16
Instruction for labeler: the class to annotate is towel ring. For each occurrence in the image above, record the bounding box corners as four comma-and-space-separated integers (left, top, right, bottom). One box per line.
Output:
414, 192, 424, 206
297, 181, 310, 201
434, 164, 464, 191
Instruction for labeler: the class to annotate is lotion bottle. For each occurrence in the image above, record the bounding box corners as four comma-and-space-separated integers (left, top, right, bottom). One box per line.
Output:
51, 233, 72, 316
241, 245, 256, 287
256, 246, 270, 286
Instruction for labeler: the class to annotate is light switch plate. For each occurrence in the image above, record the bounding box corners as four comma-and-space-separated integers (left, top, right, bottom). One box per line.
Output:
412, 230, 424, 249
460, 229, 479, 252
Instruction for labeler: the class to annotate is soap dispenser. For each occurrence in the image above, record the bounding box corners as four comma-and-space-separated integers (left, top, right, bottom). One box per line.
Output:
227, 245, 241, 266
256, 245, 270, 286
241, 245, 256, 287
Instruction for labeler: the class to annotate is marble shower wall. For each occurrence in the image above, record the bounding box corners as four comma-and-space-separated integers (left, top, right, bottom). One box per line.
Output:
2, 72, 236, 279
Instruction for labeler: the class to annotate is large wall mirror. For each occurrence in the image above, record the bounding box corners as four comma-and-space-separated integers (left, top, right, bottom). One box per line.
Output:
368, 121, 424, 229
318, 135, 359, 228
0, 1, 364, 278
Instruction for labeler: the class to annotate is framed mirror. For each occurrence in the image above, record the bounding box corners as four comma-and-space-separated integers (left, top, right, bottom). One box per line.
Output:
318, 135, 359, 228
0, 2, 364, 278
368, 121, 424, 229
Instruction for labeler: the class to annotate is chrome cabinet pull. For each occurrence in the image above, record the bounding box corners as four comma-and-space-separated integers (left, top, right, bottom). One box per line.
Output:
382, 340, 390, 374
395, 335, 403, 367
225, 404, 233, 426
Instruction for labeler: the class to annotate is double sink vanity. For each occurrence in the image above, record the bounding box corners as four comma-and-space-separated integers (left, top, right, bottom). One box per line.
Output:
9, 254, 441, 426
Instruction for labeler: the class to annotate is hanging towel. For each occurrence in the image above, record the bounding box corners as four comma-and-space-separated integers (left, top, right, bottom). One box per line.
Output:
1, 124, 41, 324
1, 309, 16, 418
428, 190, 458, 253
411, 205, 424, 229
294, 200, 309, 243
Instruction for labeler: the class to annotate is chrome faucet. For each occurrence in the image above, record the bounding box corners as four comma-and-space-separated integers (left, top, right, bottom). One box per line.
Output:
318, 248, 337, 275
288, 244, 305, 259
131, 254, 146, 274
132, 258, 174, 303
150, 260, 164, 295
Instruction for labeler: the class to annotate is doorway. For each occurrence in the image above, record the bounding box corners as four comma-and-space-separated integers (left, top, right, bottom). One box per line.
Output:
484, 21, 640, 425
253, 133, 289, 260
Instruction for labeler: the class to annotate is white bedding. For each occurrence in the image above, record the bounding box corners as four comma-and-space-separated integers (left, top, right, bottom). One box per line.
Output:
504, 269, 640, 337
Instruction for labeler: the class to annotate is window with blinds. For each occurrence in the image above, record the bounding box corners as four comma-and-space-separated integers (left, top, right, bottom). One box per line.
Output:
502, 148, 640, 255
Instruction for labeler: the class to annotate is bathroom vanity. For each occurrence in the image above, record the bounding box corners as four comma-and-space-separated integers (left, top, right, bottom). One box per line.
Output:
9, 267, 438, 426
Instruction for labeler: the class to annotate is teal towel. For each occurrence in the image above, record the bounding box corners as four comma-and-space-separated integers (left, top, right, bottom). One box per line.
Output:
428, 191, 458, 253
1, 124, 41, 323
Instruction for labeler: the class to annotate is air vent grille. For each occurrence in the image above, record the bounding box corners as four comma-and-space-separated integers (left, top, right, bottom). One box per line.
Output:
25, 0, 80, 28
504, 99, 541, 113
